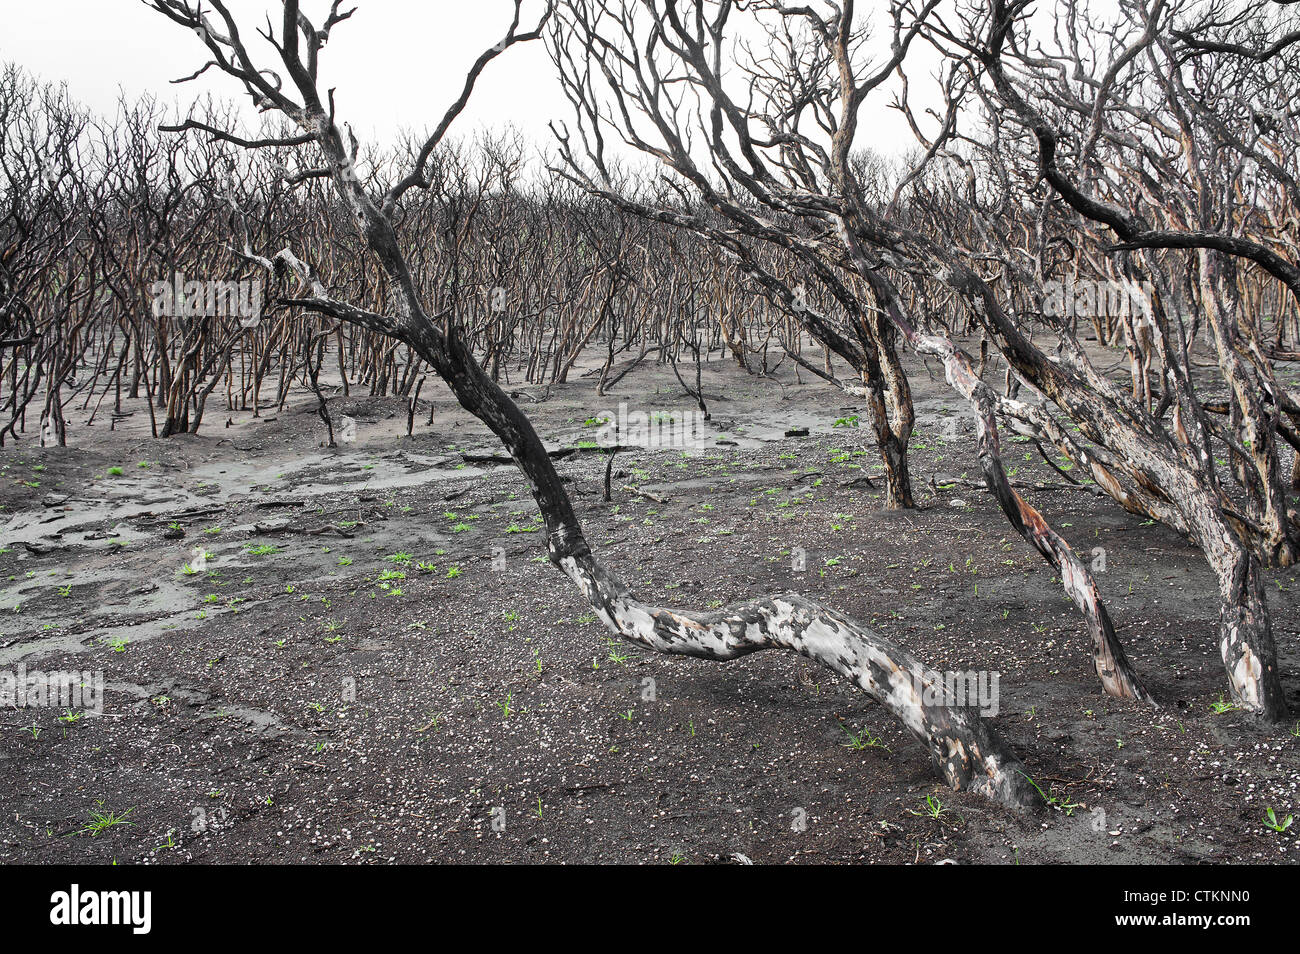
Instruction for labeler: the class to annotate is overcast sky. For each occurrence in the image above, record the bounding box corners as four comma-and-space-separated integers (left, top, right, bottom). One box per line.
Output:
0, 0, 930, 161
1, 2, 566, 146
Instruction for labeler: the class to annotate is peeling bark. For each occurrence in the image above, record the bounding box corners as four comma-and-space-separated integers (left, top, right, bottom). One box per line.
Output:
1196, 515, 1289, 720
924, 336, 1155, 704
832, 223, 1156, 705
1215, 551, 1285, 719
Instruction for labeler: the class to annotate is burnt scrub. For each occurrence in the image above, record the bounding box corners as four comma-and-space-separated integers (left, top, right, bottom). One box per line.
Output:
1, 352, 1297, 863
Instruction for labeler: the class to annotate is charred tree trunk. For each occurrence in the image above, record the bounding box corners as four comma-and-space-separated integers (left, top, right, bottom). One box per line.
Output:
408, 322, 1036, 808
921, 334, 1155, 704
150, 0, 1041, 809
837, 230, 1156, 704
257, 180, 1037, 809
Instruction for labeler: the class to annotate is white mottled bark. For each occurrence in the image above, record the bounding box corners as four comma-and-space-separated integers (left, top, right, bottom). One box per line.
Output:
558, 553, 1038, 809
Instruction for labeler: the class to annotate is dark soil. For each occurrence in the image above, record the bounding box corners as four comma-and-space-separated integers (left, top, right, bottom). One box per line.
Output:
2, 345, 1298, 864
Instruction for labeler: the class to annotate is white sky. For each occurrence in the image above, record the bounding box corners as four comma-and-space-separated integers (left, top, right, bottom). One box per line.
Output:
0, 1, 570, 149
0, 0, 938, 162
